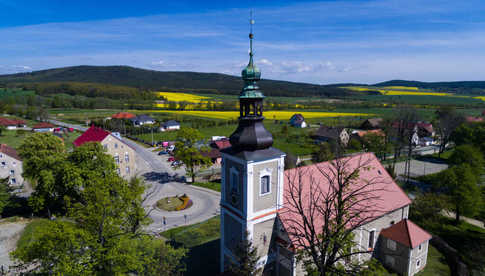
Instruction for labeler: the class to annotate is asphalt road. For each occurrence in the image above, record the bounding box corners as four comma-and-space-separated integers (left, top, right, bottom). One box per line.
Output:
47, 119, 221, 232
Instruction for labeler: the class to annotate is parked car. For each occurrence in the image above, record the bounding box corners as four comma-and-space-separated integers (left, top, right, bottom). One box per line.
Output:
158, 151, 168, 155
68, 128, 74, 132
168, 157, 175, 162
171, 160, 182, 167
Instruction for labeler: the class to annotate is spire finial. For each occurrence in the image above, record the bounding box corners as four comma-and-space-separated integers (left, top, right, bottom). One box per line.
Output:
249, 10, 254, 61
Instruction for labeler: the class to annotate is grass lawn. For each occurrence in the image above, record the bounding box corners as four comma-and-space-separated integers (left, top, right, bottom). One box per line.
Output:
156, 196, 184, 211
414, 216, 485, 273
416, 245, 450, 276
161, 216, 221, 276
191, 182, 221, 192
161, 216, 220, 248
15, 219, 50, 250
0, 130, 81, 150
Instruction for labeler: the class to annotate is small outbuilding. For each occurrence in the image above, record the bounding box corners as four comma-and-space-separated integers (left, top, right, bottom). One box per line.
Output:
0, 118, 26, 130
360, 118, 383, 130
378, 219, 432, 276
289, 113, 307, 128
111, 112, 136, 120
313, 126, 349, 146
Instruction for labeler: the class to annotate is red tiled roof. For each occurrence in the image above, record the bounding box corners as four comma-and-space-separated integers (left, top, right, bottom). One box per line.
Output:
279, 153, 412, 247
0, 118, 21, 126
201, 148, 221, 159
73, 126, 110, 147
356, 129, 385, 138
214, 139, 231, 150
0, 144, 21, 161
111, 112, 136, 119
380, 219, 432, 248
32, 122, 55, 129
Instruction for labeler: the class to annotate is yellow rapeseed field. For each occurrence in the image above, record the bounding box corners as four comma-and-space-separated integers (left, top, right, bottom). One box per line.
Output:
473, 96, 485, 101
145, 110, 371, 120
156, 92, 210, 103
341, 86, 452, 96
379, 91, 450, 96
381, 86, 419, 90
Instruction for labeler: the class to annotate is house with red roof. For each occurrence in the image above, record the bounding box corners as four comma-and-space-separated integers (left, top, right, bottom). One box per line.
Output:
73, 126, 137, 179
0, 117, 26, 130
32, 122, 55, 132
0, 144, 24, 186
111, 112, 136, 119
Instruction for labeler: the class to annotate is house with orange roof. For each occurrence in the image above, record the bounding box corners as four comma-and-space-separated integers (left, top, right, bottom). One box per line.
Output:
111, 112, 136, 119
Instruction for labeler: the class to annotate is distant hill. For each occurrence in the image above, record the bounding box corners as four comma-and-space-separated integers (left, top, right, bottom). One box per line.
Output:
374, 80, 485, 94
0, 65, 353, 98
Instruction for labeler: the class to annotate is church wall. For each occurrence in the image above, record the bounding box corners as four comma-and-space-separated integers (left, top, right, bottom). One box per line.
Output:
223, 158, 245, 213
252, 218, 276, 258
252, 160, 279, 212
355, 205, 410, 263
223, 212, 243, 252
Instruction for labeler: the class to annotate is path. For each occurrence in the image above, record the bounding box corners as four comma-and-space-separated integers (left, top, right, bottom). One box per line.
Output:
0, 219, 29, 269
441, 210, 485, 229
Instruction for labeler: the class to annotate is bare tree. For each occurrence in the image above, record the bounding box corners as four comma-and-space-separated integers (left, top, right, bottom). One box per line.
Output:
436, 106, 464, 156
391, 107, 419, 183
282, 153, 390, 275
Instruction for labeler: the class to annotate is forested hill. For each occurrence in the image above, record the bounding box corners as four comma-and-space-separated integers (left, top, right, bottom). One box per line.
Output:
374, 80, 485, 94
0, 65, 352, 97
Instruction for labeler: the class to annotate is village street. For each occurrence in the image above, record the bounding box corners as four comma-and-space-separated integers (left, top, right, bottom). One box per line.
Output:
48, 119, 221, 232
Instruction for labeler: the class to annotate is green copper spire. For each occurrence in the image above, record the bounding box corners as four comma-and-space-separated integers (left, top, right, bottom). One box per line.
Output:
240, 11, 264, 99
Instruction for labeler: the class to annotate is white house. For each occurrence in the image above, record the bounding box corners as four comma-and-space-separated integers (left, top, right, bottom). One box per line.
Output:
160, 120, 180, 131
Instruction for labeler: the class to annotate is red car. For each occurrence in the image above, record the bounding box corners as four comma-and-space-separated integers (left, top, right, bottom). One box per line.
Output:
168, 157, 175, 162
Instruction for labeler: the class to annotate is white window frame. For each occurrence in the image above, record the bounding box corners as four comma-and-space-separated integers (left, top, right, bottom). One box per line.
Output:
387, 239, 397, 251
259, 169, 272, 196
10, 178, 16, 184
10, 170, 14, 175
416, 259, 421, 268
229, 167, 239, 194
126, 166, 130, 174
418, 243, 422, 251
125, 152, 129, 162
114, 154, 120, 164
115, 143, 118, 149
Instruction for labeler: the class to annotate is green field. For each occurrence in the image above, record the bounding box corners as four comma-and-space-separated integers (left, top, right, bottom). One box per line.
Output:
0, 88, 36, 99
0, 129, 81, 150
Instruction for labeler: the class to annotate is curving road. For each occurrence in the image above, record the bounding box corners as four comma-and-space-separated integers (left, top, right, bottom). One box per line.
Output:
47, 119, 221, 232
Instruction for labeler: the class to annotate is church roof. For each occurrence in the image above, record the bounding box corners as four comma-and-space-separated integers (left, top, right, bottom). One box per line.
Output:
278, 152, 412, 247
380, 219, 432, 248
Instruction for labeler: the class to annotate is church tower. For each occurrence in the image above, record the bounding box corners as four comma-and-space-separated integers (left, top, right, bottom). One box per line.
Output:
220, 14, 286, 274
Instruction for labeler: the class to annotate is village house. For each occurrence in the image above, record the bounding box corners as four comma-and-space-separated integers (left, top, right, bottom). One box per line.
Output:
73, 126, 137, 179
0, 144, 24, 187
289, 114, 307, 128
360, 118, 383, 130
313, 126, 350, 146
111, 112, 136, 120
160, 120, 180, 132
129, 115, 156, 126
32, 122, 55, 132
0, 118, 26, 130
220, 30, 430, 276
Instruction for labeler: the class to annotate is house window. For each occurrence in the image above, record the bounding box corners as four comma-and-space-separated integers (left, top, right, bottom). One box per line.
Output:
368, 230, 375, 249
1, 161, 5, 167
260, 175, 271, 195
12, 161, 16, 166
126, 166, 130, 174
10, 170, 14, 175
116, 168, 120, 175
416, 259, 421, 268
418, 244, 422, 251
387, 239, 396, 251
115, 143, 118, 149
114, 155, 120, 164
125, 153, 129, 162
103, 144, 108, 150
10, 178, 16, 184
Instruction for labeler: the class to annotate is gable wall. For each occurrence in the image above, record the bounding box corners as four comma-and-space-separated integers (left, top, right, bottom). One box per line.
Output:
101, 135, 137, 179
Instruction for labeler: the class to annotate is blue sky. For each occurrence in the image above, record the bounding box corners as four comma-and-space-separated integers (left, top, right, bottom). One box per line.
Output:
1, 0, 485, 84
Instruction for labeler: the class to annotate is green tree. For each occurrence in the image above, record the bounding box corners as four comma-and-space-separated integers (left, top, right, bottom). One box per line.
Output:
449, 144, 484, 175
18, 132, 68, 216
312, 142, 334, 163
441, 165, 482, 223
0, 125, 5, 136
228, 231, 261, 276
361, 132, 389, 160
0, 177, 11, 216
173, 128, 211, 183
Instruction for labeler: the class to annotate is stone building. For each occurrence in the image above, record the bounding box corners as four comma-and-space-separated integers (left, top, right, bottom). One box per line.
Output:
0, 144, 23, 187
220, 23, 430, 276
73, 126, 137, 179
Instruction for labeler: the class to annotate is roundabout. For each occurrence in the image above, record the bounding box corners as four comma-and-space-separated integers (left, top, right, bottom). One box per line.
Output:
156, 194, 193, 211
